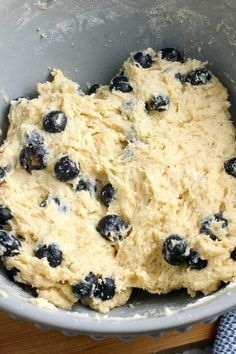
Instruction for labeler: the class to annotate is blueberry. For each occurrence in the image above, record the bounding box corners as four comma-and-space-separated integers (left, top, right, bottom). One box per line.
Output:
175, 72, 185, 84
73, 272, 98, 299
35, 243, 63, 267
40, 195, 60, 207
110, 76, 133, 93
224, 157, 236, 178
100, 183, 115, 207
162, 234, 187, 265
0, 167, 6, 182
185, 68, 212, 86
54, 156, 80, 182
132, 51, 153, 68
161, 48, 184, 63
0, 206, 13, 224
87, 84, 100, 95
0, 231, 21, 257
6, 267, 19, 281
20, 283, 38, 297
94, 277, 116, 301
200, 213, 228, 240
146, 94, 170, 112
52, 196, 60, 206
185, 249, 208, 270
76, 177, 97, 193
43, 111, 67, 133
96, 214, 127, 242
20, 144, 47, 173
4, 266, 38, 296
230, 247, 236, 260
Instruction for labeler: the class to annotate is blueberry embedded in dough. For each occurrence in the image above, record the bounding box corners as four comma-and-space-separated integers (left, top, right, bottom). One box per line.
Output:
230, 247, 236, 260
200, 213, 228, 241
175, 72, 185, 84
96, 214, 128, 242
224, 157, 236, 178
94, 277, 116, 301
39, 195, 68, 212
0, 206, 13, 224
87, 84, 100, 95
162, 234, 188, 265
54, 156, 80, 182
6, 266, 19, 281
185, 249, 208, 270
5, 266, 38, 297
109, 76, 133, 93
132, 51, 153, 68
0, 231, 21, 257
146, 94, 170, 112
75, 177, 97, 194
0, 167, 6, 183
100, 183, 115, 207
20, 144, 47, 173
73, 272, 98, 299
73, 273, 116, 302
160, 48, 185, 63
35, 243, 63, 268
42, 111, 68, 133
185, 68, 212, 85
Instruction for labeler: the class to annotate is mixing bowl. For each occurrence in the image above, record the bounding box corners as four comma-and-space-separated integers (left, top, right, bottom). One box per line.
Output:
0, 0, 236, 337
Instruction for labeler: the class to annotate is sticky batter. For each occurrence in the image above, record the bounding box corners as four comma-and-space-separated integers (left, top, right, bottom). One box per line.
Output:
1, 48, 236, 313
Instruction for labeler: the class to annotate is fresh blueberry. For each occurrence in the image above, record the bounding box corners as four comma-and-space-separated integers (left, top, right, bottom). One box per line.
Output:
87, 84, 100, 95
161, 48, 184, 63
224, 157, 236, 178
43, 111, 67, 133
94, 277, 116, 301
0, 231, 21, 257
76, 177, 97, 193
200, 213, 228, 240
132, 51, 153, 68
73, 272, 98, 299
110, 76, 133, 93
96, 214, 127, 242
185, 68, 212, 86
162, 234, 187, 265
54, 156, 80, 182
35, 243, 63, 267
230, 247, 236, 260
175, 72, 185, 83
100, 183, 115, 207
20, 144, 47, 173
185, 249, 208, 270
0, 206, 13, 224
146, 94, 170, 112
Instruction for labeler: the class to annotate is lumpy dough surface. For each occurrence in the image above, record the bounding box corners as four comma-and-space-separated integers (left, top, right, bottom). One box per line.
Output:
1, 48, 236, 313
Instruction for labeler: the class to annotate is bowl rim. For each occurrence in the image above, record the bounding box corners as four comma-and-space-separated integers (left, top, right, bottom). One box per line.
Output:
0, 287, 235, 336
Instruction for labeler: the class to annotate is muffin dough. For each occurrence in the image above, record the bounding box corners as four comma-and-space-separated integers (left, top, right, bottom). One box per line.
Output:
1, 48, 236, 313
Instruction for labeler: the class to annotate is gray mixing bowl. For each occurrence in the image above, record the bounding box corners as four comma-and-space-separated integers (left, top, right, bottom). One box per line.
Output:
0, 0, 236, 338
